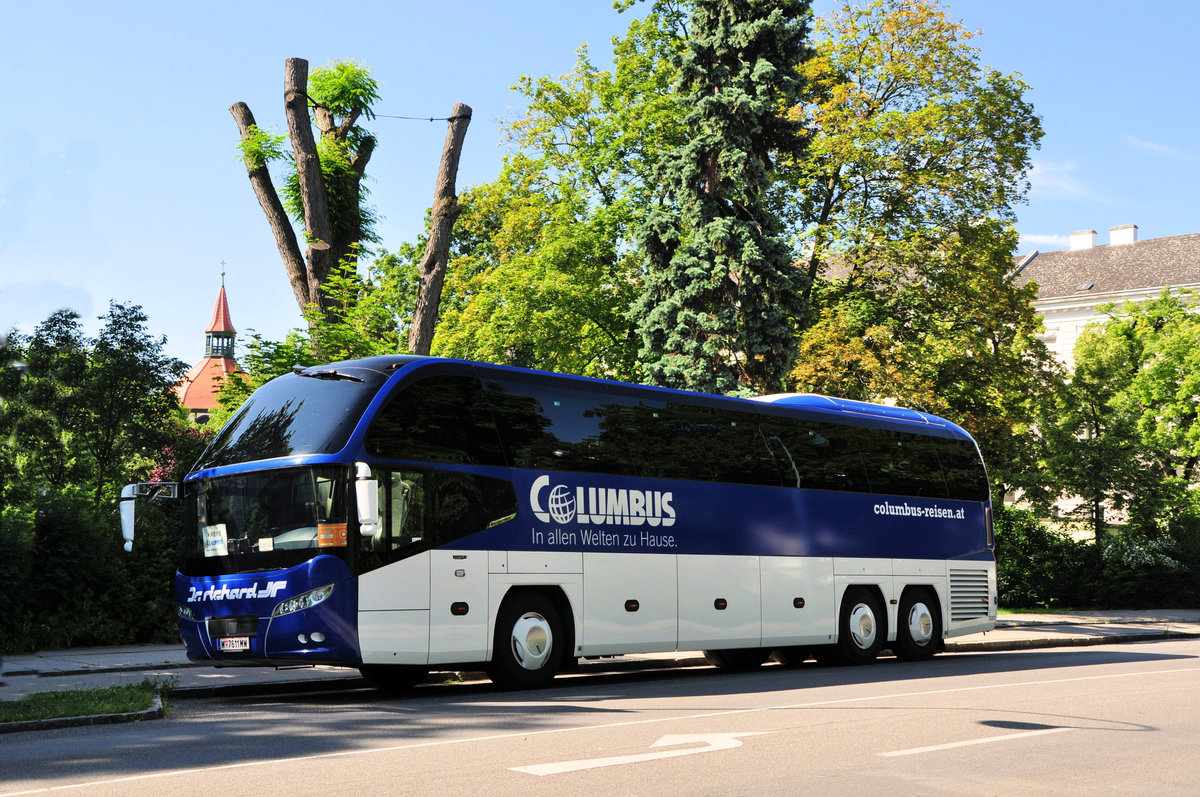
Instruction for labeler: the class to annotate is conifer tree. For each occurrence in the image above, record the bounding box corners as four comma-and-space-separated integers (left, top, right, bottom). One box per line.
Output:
632, 0, 812, 394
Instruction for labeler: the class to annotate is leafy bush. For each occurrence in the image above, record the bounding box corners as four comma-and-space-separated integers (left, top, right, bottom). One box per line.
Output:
994, 505, 1098, 608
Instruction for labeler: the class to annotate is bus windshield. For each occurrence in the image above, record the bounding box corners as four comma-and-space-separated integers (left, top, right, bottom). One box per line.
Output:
194, 362, 397, 469
184, 466, 351, 575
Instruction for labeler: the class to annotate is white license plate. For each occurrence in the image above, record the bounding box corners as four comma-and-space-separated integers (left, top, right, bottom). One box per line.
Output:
218, 636, 250, 652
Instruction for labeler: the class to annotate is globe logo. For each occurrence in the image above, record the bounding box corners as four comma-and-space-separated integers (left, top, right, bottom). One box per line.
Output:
547, 484, 577, 524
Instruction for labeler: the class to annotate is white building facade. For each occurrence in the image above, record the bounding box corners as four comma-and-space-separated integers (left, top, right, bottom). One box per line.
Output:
1015, 225, 1200, 369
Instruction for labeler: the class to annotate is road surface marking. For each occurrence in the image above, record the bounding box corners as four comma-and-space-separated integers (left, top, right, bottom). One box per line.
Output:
881, 726, 1076, 757
512, 732, 768, 776
6, 664, 1198, 796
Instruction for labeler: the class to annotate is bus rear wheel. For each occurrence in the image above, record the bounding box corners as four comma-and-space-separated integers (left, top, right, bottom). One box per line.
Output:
893, 588, 942, 661
358, 664, 429, 693
488, 592, 563, 690
834, 587, 886, 665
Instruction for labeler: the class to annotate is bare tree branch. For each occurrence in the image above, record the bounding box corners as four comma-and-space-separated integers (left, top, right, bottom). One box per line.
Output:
409, 102, 472, 355
284, 58, 335, 317
230, 101, 310, 311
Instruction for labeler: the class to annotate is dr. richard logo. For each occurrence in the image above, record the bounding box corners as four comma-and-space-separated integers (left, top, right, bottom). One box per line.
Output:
530, 474, 675, 527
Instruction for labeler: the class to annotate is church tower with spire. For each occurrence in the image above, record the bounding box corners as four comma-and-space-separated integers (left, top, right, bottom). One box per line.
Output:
175, 276, 243, 424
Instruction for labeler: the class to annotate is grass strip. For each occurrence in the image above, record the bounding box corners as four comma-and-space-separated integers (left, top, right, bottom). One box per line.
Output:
0, 678, 166, 723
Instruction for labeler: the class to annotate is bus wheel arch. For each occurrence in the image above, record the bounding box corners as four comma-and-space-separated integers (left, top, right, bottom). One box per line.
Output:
893, 586, 942, 661
834, 585, 887, 665
487, 587, 571, 690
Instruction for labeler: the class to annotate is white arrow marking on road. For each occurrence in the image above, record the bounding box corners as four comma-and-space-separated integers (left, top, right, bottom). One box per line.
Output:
511, 732, 769, 776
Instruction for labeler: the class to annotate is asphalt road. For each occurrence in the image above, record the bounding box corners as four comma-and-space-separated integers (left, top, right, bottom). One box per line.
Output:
3, 639, 1199, 796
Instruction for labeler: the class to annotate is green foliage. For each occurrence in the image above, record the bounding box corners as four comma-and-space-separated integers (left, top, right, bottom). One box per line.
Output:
780, 0, 1049, 496
236, 124, 287, 170
0, 307, 192, 652
282, 136, 380, 257
308, 59, 380, 122
634, 0, 813, 394
433, 156, 643, 378
1044, 291, 1200, 541
243, 58, 381, 270
793, 222, 1061, 497
994, 505, 1099, 609
791, 0, 1042, 263
429, 12, 689, 378
301, 256, 405, 361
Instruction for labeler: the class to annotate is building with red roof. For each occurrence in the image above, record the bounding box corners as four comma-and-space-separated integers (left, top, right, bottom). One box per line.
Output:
174, 284, 243, 424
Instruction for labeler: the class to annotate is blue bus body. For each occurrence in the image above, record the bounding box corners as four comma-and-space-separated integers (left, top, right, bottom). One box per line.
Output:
159, 355, 995, 686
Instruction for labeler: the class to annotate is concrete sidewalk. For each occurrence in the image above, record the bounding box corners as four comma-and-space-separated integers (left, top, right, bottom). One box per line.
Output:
3, 610, 1200, 708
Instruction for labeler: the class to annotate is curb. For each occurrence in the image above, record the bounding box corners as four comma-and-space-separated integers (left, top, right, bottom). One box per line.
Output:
0, 693, 163, 735
948, 627, 1200, 653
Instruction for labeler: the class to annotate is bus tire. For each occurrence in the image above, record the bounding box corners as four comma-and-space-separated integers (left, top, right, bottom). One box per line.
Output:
358, 664, 429, 693
488, 592, 563, 690
703, 648, 769, 670
893, 587, 942, 661
834, 587, 886, 665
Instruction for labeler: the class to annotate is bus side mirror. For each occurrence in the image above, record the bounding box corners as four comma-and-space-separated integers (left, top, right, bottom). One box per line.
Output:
119, 481, 180, 552
120, 483, 138, 552
356, 462, 379, 536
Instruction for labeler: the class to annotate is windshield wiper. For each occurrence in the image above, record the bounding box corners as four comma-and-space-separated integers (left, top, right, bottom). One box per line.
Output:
291, 365, 364, 382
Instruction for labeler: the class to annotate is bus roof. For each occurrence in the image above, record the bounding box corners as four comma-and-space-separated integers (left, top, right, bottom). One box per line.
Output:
365, 356, 977, 443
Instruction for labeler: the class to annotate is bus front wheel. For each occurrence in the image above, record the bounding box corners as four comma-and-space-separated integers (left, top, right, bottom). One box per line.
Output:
835, 587, 886, 665
488, 592, 563, 690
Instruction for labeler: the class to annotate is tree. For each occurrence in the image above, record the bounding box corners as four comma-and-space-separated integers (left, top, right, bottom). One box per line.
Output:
1, 305, 186, 507
0, 306, 189, 650
432, 155, 643, 378
231, 58, 381, 324
79, 303, 189, 505
425, 8, 690, 378
791, 222, 1061, 498
781, 0, 1050, 495
632, 0, 813, 394
789, 0, 1042, 295
408, 103, 472, 356
1046, 291, 1200, 542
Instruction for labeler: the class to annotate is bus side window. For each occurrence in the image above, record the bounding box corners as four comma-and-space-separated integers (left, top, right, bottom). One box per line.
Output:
365, 375, 505, 466
858, 428, 950, 499
937, 440, 990, 502
360, 470, 427, 569
388, 472, 425, 551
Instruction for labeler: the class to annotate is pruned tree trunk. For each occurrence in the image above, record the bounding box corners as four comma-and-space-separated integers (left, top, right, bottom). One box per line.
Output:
284, 58, 337, 323
408, 102, 472, 356
230, 101, 311, 312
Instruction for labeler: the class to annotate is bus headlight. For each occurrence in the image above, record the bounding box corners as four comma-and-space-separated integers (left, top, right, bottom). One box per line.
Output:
272, 584, 335, 618
178, 604, 196, 621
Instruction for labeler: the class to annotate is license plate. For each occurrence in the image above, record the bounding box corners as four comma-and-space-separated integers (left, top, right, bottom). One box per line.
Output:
218, 636, 250, 652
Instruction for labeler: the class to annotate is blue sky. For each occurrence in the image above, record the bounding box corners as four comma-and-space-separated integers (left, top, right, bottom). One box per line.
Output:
2, 0, 1198, 365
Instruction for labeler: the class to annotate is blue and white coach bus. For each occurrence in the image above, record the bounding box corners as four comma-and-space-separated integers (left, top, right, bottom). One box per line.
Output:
121, 355, 996, 690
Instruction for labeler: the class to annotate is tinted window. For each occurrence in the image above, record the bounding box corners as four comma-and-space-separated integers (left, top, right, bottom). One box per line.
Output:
196, 369, 390, 468
856, 428, 950, 498
693, 406, 781, 486
358, 468, 517, 572
366, 375, 505, 466
761, 419, 872, 492
484, 375, 636, 474
937, 440, 990, 502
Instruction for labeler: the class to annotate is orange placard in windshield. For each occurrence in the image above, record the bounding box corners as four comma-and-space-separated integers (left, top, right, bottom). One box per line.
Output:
317, 523, 348, 547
